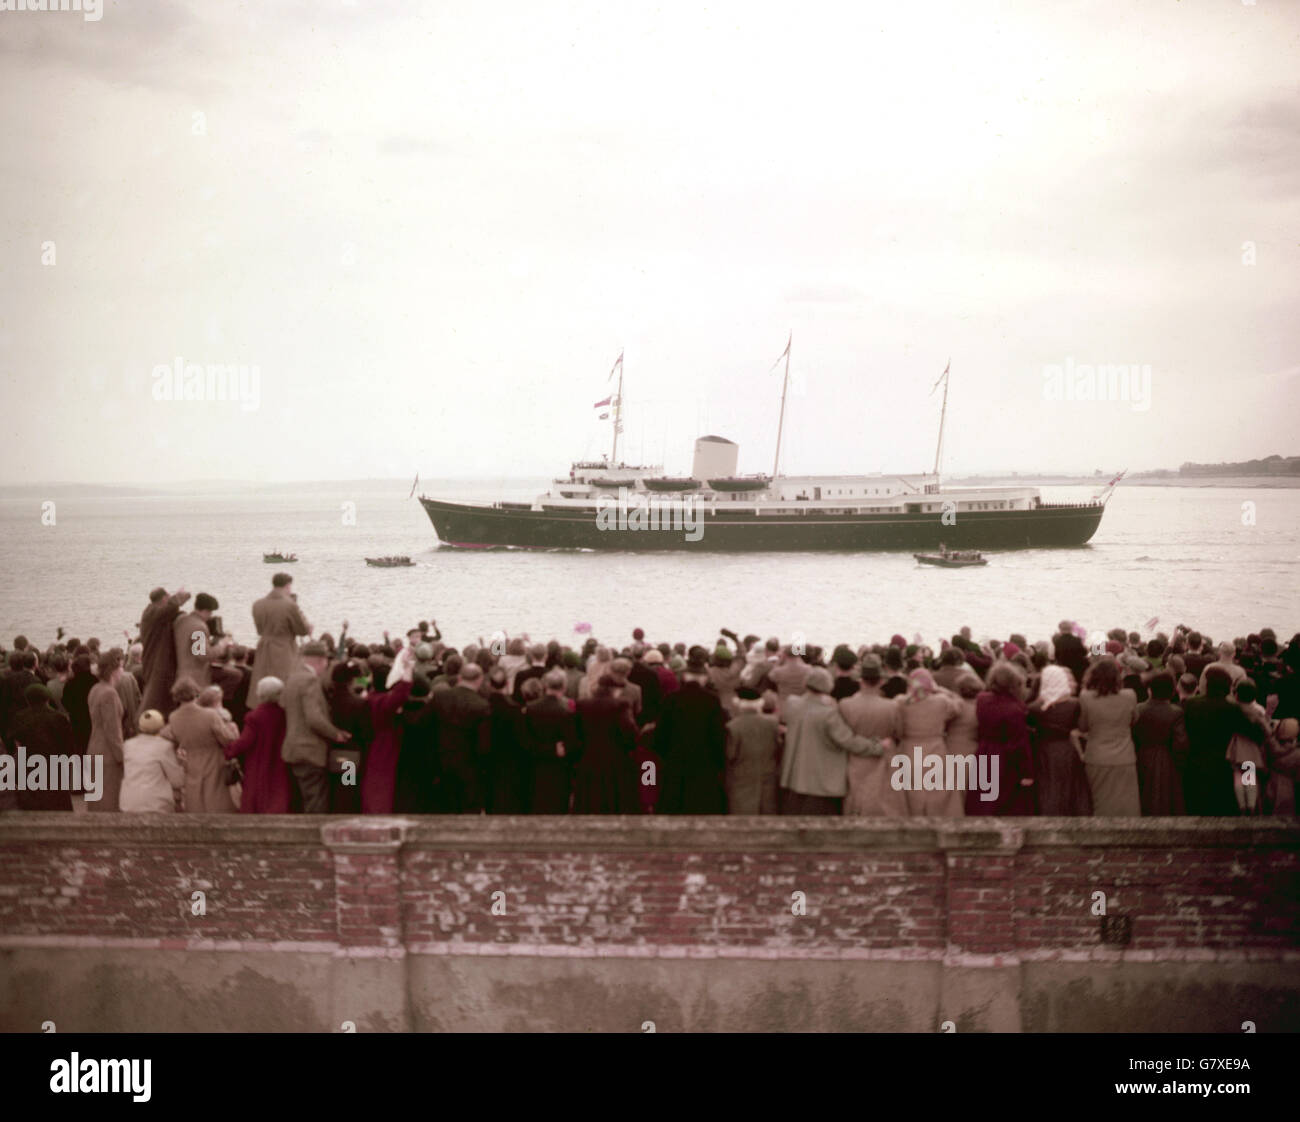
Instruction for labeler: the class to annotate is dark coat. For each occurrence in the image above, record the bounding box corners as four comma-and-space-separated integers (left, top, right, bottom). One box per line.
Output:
627, 661, 663, 726
1028, 698, 1091, 816
0, 669, 38, 746
487, 693, 528, 813
523, 695, 576, 814
1182, 696, 1262, 815
8, 699, 76, 810
654, 680, 727, 814
572, 696, 639, 814
393, 694, 439, 814
61, 669, 97, 753
511, 665, 547, 705
1132, 698, 1188, 815
429, 685, 490, 812
326, 680, 373, 814
969, 690, 1035, 815
212, 662, 251, 729
140, 593, 188, 714
1052, 633, 1089, 685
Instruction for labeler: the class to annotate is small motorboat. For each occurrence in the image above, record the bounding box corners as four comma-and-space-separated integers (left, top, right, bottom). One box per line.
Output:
365, 555, 415, 567
263, 552, 298, 563
642, 477, 701, 492
914, 549, 987, 568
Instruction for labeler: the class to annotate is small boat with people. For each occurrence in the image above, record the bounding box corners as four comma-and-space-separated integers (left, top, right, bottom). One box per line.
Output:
914, 544, 987, 568
365, 555, 415, 567
263, 551, 298, 563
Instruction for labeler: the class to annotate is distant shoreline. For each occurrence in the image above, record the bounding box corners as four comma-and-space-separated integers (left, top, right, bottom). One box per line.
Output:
951, 475, 1300, 490
3, 474, 1300, 497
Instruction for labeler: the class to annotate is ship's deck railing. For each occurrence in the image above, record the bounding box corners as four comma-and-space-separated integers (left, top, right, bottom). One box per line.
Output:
1036, 501, 1104, 509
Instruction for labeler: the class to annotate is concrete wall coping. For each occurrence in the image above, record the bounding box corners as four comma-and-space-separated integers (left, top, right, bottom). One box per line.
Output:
1, 813, 1296, 852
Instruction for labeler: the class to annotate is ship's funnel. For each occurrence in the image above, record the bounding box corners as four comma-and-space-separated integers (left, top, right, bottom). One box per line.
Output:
692, 435, 738, 480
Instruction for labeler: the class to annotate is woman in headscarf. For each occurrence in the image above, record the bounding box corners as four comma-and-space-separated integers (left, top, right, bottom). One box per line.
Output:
1028, 664, 1091, 815
86, 647, 127, 812
163, 676, 238, 813
225, 677, 292, 814
971, 661, 1036, 815
1078, 656, 1141, 816
120, 708, 185, 813
894, 668, 964, 817
359, 646, 415, 814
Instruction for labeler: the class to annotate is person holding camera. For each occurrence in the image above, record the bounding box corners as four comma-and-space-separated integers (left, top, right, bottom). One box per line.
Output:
174, 592, 225, 691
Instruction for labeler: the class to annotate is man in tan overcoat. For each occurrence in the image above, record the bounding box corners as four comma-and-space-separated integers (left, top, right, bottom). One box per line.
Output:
249, 573, 311, 699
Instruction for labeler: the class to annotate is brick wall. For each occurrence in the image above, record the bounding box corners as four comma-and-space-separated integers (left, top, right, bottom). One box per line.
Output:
1, 815, 1297, 1031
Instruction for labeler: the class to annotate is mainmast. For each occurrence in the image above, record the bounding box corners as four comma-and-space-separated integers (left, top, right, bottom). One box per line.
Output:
607, 349, 625, 464
931, 359, 951, 483
771, 331, 792, 479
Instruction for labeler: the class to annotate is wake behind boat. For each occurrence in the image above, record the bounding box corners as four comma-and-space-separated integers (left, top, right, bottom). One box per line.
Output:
418, 343, 1118, 552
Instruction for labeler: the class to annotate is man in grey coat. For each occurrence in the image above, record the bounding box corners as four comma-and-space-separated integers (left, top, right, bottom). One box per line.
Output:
174, 592, 222, 690
779, 667, 883, 815
280, 641, 349, 813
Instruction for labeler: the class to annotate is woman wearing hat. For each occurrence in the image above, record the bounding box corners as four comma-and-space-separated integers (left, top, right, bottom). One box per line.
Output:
120, 709, 185, 813
895, 669, 964, 817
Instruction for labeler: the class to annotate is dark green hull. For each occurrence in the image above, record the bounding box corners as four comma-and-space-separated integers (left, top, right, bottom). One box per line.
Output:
419, 498, 1105, 551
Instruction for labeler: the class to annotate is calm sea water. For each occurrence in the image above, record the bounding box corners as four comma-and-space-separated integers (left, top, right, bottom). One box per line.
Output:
0, 481, 1296, 652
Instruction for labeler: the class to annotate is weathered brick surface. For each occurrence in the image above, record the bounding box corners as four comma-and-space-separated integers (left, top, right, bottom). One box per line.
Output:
1015, 846, 1300, 951
399, 850, 946, 950
0, 816, 1296, 959
0, 840, 335, 942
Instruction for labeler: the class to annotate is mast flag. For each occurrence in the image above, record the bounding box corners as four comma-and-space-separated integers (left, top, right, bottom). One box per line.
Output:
1095, 468, 1128, 502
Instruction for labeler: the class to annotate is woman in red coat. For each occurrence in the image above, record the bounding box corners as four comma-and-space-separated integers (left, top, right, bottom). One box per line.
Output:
969, 661, 1037, 815
225, 676, 291, 813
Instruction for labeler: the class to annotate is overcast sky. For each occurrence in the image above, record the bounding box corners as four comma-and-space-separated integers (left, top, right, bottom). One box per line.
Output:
1, 0, 1297, 484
